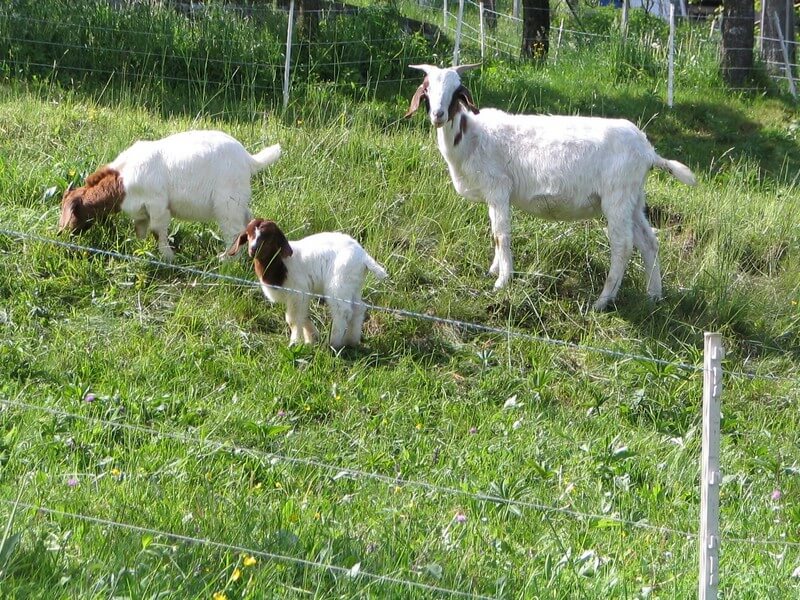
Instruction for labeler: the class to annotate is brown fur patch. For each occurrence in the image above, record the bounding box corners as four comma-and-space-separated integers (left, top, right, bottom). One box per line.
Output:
453, 115, 469, 147
243, 219, 293, 288
58, 168, 126, 232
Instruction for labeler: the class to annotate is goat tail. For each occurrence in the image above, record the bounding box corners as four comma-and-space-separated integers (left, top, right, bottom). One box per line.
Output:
364, 254, 388, 280
654, 156, 697, 186
250, 144, 282, 173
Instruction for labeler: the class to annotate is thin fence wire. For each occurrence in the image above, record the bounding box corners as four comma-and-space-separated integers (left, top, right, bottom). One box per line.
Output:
0, 227, 702, 372
3, 395, 799, 549
3, 227, 797, 385
0, 396, 700, 540
0, 498, 495, 600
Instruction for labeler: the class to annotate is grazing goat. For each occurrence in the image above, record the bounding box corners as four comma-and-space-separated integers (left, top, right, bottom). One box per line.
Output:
228, 218, 388, 349
405, 64, 697, 310
58, 130, 281, 260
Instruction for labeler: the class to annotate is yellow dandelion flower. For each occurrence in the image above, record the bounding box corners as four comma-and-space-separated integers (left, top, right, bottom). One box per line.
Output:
314, 512, 321, 520
415, 423, 423, 430
243, 555, 257, 567
275, 482, 283, 490
230, 567, 241, 582
212, 593, 227, 600
110, 468, 121, 477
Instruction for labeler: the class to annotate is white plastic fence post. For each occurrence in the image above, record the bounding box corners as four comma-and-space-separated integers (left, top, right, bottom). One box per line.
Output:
479, 0, 485, 60
444, 0, 449, 29
759, 0, 766, 52
699, 332, 723, 600
668, 1, 675, 107
453, 0, 465, 66
772, 11, 798, 98
283, 0, 295, 110
513, 0, 520, 19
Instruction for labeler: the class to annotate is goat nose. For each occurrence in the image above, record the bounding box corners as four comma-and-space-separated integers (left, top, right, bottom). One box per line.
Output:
433, 109, 445, 120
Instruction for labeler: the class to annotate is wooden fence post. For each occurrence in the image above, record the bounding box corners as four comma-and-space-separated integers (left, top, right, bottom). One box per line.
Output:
283, 0, 295, 110
699, 332, 723, 600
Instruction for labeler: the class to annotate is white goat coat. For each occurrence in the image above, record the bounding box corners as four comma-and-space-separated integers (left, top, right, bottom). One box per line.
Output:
260, 232, 386, 305
112, 130, 281, 258
409, 64, 695, 310
442, 111, 658, 221
256, 232, 387, 349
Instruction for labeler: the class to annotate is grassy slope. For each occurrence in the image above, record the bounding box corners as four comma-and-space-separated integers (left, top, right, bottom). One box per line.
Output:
1, 29, 800, 600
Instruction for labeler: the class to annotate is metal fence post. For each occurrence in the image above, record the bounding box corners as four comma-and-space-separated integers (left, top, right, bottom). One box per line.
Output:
453, 0, 464, 66
283, 0, 295, 110
668, 1, 675, 107
479, 0, 485, 60
772, 11, 798, 98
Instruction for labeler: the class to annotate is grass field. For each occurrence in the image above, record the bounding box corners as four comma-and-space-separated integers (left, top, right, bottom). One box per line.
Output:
2, 3, 800, 598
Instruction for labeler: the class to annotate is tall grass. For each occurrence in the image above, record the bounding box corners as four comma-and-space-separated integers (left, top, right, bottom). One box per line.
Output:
1, 1, 799, 598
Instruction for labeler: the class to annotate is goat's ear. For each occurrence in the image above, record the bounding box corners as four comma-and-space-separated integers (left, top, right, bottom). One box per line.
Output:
280, 240, 293, 258
226, 231, 248, 256
58, 195, 82, 233
453, 63, 481, 76
404, 83, 428, 118
457, 85, 480, 114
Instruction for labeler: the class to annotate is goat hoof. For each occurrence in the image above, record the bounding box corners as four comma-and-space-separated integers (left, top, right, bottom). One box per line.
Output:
493, 278, 510, 290
591, 298, 615, 312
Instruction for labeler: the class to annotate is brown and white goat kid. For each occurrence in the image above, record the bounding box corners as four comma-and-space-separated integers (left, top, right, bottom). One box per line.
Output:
405, 64, 697, 310
228, 219, 388, 349
58, 130, 281, 260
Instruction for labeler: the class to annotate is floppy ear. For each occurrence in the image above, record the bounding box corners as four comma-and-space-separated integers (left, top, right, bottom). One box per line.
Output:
456, 85, 479, 114
58, 196, 81, 233
405, 82, 429, 118
280, 239, 293, 258
226, 231, 249, 256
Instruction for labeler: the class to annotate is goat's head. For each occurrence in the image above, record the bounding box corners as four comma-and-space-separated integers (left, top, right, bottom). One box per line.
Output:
227, 218, 293, 261
58, 168, 124, 234
58, 184, 91, 234
405, 64, 480, 127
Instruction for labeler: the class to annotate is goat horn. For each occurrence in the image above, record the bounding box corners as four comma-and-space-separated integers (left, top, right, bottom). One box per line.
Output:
453, 63, 481, 75
408, 63, 437, 75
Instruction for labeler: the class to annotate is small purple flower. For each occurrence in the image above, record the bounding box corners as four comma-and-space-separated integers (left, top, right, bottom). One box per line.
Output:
771, 489, 782, 501
67, 477, 79, 487
277, 410, 286, 417
454, 511, 467, 524
84, 393, 95, 403
469, 427, 477, 435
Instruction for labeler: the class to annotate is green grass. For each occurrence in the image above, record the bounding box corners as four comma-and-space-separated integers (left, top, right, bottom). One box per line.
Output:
2, 3, 800, 598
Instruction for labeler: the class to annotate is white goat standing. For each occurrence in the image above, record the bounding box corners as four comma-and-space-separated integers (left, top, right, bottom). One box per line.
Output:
228, 218, 388, 349
58, 130, 281, 260
405, 64, 697, 310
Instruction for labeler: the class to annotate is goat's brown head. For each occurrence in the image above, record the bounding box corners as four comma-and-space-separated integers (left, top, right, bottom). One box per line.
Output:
227, 218, 293, 261
58, 168, 124, 234
405, 63, 480, 127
